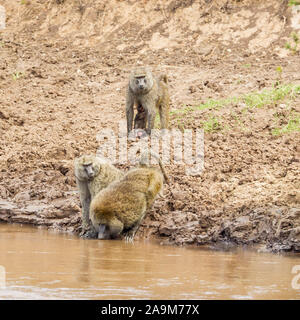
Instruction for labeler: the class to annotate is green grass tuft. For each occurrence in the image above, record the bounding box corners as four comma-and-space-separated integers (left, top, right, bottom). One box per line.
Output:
171, 84, 300, 116
288, 0, 300, 6
12, 71, 24, 81
170, 83, 300, 135
202, 117, 221, 132
272, 114, 300, 135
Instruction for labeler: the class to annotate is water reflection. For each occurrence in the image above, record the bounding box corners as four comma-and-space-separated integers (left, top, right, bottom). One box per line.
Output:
0, 223, 299, 299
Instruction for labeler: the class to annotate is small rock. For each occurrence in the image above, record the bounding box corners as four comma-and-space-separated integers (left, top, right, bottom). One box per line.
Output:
189, 85, 197, 93
159, 224, 177, 236
14, 191, 31, 202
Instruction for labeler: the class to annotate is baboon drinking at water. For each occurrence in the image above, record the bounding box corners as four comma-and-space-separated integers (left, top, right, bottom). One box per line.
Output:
90, 151, 169, 241
126, 66, 170, 135
74, 155, 124, 237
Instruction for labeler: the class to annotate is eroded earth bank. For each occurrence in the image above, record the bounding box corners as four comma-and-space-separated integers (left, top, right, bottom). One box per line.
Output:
0, 0, 299, 252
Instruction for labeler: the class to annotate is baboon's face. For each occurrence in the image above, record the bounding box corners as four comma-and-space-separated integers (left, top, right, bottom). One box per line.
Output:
129, 67, 154, 94
94, 218, 123, 240
82, 162, 95, 179
97, 223, 121, 240
97, 224, 111, 240
76, 156, 100, 180
134, 76, 148, 91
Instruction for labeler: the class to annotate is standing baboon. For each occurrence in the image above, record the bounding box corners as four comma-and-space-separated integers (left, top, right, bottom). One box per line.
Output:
74, 155, 124, 238
90, 151, 169, 241
126, 66, 170, 135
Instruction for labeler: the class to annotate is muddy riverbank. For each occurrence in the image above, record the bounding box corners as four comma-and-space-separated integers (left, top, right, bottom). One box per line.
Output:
0, 0, 299, 252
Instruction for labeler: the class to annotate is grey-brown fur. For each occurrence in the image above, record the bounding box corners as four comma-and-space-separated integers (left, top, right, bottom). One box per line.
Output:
74, 154, 124, 237
90, 151, 169, 241
126, 66, 170, 135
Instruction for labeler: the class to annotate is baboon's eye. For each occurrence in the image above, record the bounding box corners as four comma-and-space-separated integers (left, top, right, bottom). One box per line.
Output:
136, 79, 139, 85
83, 163, 92, 167
144, 79, 147, 83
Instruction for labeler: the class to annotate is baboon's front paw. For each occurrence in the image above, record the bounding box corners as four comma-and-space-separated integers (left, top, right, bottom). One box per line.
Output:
123, 231, 136, 243
80, 228, 98, 239
124, 235, 134, 243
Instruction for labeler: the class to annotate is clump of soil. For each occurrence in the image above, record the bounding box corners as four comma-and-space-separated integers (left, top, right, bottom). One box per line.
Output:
0, 0, 299, 253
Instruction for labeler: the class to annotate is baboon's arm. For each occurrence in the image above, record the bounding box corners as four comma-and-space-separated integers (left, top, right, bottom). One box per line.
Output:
126, 88, 134, 134
76, 179, 91, 230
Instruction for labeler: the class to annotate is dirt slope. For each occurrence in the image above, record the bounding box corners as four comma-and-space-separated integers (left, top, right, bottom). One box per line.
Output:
0, 0, 299, 252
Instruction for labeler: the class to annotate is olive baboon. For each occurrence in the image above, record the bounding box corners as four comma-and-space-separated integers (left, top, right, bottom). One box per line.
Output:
126, 66, 170, 135
90, 151, 169, 241
74, 155, 124, 237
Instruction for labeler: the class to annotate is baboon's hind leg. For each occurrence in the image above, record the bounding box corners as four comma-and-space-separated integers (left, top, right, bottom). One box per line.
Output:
159, 100, 169, 130
123, 211, 147, 243
146, 105, 157, 134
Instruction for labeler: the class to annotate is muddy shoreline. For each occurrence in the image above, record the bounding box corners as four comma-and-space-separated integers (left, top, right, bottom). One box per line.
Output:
0, 198, 299, 253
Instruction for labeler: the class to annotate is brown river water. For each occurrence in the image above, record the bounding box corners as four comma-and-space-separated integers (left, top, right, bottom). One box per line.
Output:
0, 223, 299, 300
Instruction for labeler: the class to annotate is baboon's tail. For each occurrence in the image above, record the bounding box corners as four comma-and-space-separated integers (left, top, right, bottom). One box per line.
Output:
139, 150, 169, 184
